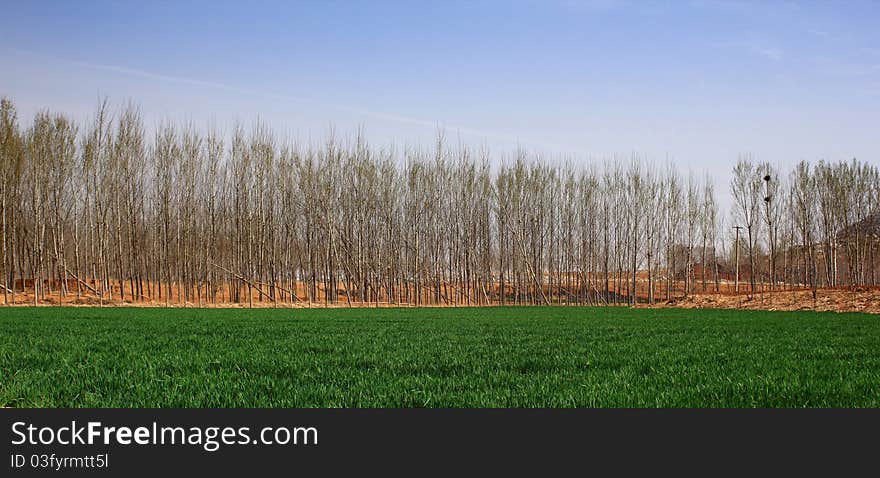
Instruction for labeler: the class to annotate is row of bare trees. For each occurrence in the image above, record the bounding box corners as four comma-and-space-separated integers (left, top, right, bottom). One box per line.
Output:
1, 97, 878, 306
728, 155, 880, 296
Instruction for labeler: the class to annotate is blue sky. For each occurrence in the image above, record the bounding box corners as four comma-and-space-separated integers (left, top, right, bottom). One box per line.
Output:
1, 0, 879, 201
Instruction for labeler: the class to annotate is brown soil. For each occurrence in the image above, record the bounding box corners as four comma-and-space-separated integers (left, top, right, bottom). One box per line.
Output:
3, 280, 879, 314
650, 287, 880, 314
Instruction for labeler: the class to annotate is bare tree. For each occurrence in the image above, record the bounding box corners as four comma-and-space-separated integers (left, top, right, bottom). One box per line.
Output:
730, 156, 762, 294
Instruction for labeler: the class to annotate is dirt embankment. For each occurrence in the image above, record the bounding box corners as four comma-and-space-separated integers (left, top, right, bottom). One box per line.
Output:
653, 287, 880, 314
3, 281, 879, 314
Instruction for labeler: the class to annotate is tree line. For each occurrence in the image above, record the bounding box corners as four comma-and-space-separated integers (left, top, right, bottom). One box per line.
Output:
1, 97, 878, 307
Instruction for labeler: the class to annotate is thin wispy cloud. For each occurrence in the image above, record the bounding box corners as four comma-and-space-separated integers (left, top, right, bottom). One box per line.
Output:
689, 0, 801, 16
5, 47, 578, 153
757, 47, 783, 61
806, 55, 880, 82
688, 0, 759, 14
560, 0, 625, 13
710, 37, 784, 62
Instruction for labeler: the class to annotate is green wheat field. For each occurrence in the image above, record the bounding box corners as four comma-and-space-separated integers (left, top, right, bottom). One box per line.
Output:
1, 306, 878, 407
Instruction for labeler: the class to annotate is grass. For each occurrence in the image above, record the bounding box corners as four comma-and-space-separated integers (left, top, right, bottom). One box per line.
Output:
0, 306, 877, 407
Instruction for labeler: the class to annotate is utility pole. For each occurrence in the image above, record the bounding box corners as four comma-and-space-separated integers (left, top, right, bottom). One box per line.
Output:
763, 170, 773, 292
733, 225, 743, 294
